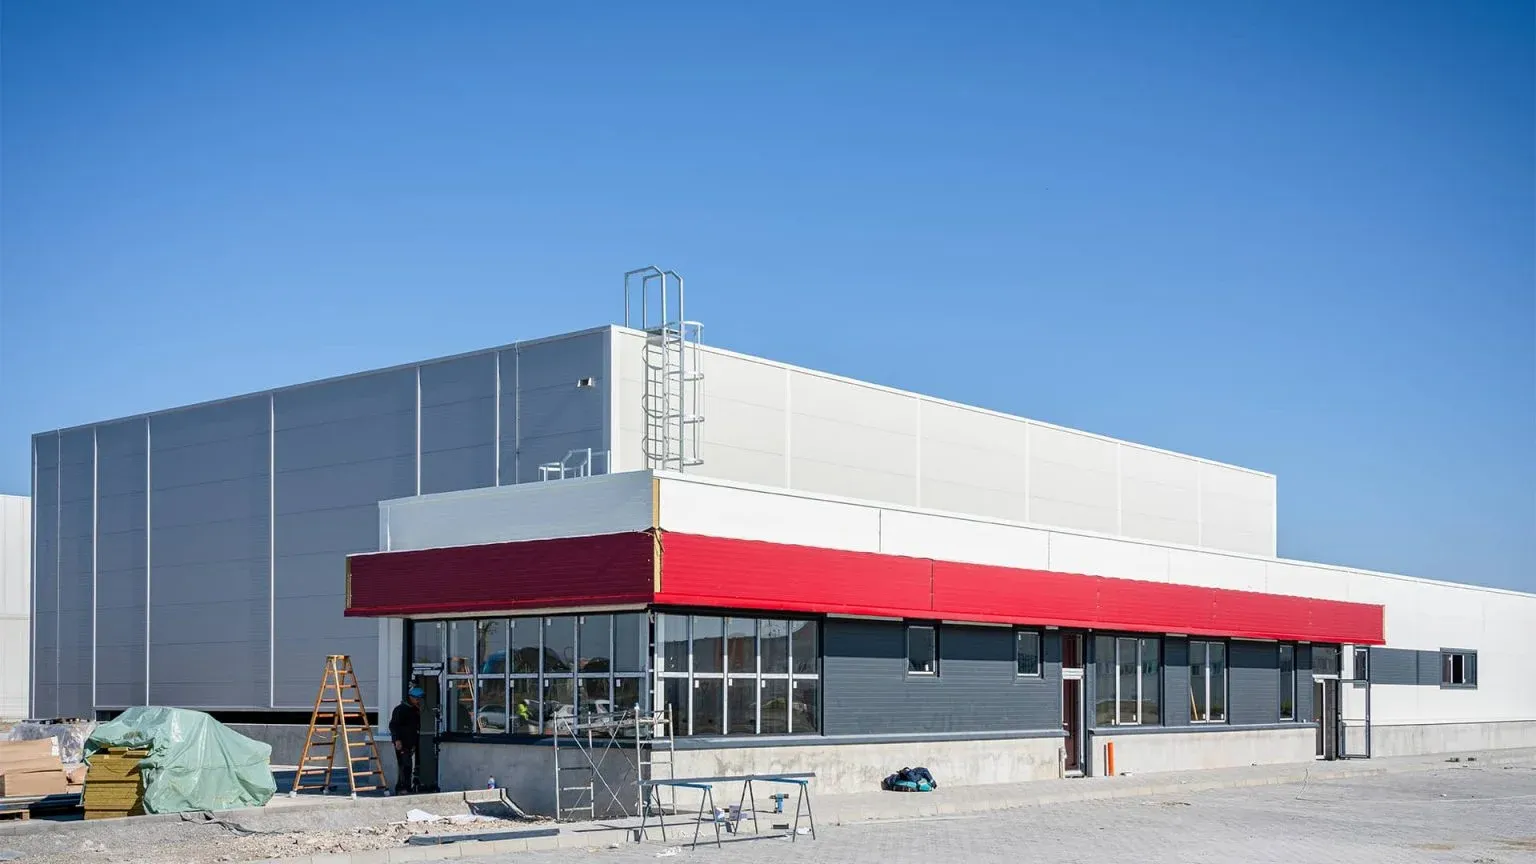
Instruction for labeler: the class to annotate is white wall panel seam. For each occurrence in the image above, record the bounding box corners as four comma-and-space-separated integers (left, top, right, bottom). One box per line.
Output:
1115, 442, 1123, 536
1023, 421, 1031, 523
784, 366, 792, 487
913, 396, 922, 508
604, 327, 618, 474
414, 366, 422, 496
494, 350, 502, 485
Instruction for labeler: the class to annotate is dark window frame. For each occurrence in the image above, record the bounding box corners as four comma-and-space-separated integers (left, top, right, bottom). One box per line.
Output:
1278, 643, 1297, 721
1440, 648, 1478, 689
1014, 629, 1043, 679
906, 623, 939, 677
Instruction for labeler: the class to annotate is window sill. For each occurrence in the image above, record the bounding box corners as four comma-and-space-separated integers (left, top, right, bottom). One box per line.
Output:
1439, 683, 1478, 690
1088, 722, 1317, 736
674, 729, 1066, 750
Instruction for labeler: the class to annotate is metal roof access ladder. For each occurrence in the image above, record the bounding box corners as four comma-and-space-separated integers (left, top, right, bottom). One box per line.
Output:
625, 267, 704, 472
289, 655, 387, 798
551, 706, 675, 822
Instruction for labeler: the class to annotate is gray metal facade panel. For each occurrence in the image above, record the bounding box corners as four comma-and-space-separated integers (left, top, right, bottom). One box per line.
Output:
510, 335, 608, 484
56, 429, 95, 717
148, 397, 271, 709
1369, 647, 1421, 686
1416, 650, 1442, 686
821, 620, 1059, 736
31, 434, 59, 717
1161, 637, 1190, 726
1227, 641, 1279, 725
420, 353, 496, 495
94, 420, 147, 707
271, 371, 416, 708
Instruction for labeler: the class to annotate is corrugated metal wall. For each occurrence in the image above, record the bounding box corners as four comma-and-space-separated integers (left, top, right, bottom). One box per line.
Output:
821, 619, 1061, 736
30, 329, 609, 716
614, 328, 1277, 557
0, 495, 31, 719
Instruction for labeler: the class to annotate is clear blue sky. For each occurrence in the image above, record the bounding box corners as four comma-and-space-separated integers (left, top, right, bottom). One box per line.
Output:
2, 2, 1531, 590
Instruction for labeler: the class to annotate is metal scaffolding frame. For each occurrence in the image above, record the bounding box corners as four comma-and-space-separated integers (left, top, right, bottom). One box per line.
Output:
551, 706, 675, 822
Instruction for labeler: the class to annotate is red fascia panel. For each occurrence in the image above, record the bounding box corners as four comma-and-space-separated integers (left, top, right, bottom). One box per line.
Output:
655, 533, 934, 619
659, 533, 1385, 645
346, 532, 655, 617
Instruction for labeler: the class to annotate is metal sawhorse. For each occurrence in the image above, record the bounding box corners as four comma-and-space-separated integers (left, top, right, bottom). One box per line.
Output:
638, 772, 817, 849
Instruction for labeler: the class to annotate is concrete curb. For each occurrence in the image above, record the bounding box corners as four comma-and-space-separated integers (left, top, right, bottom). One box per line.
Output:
230, 748, 1528, 863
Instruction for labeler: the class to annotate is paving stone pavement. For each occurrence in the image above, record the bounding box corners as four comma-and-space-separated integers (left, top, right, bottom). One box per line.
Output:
459, 763, 1536, 864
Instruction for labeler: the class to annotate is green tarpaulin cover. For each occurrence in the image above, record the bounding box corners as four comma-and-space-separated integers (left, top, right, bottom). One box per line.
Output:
85, 706, 277, 813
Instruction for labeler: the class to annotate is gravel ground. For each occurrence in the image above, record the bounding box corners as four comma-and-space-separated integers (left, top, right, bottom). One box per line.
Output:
8, 816, 540, 864
462, 763, 1536, 864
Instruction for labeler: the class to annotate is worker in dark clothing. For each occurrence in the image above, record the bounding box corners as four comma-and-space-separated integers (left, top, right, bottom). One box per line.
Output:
389, 686, 424, 794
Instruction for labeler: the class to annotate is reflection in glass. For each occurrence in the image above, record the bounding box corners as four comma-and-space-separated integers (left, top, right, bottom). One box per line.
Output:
693, 679, 724, 735
727, 677, 756, 735
578, 614, 612, 673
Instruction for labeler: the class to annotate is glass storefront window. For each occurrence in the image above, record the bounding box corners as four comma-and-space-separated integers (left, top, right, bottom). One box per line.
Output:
543, 617, 576, 675
659, 614, 689, 674
791, 679, 819, 734
760, 620, 789, 675
791, 620, 818, 674
692, 617, 724, 674
760, 679, 790, 734
614, 613, 645, 673
508, 617, 539, 674
726, 618, 757, 674
579, 614, 612, 673
412, 621, 444, 665
693, 678, 724, 734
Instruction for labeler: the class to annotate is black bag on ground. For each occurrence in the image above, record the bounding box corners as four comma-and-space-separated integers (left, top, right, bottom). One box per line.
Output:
880, 766, 938, 792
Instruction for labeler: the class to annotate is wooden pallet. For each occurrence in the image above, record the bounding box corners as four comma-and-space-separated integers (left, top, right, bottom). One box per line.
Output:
289, 655, 386, 797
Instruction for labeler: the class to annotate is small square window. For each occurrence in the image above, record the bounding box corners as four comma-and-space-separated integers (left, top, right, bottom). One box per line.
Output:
907, 625, 937, 676
1016, 631, 1041, 677
1441, 650, 1477, 687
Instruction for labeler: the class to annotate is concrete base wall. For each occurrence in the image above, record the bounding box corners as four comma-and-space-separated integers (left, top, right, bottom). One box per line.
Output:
1088, 728, 1317, 776
438, 741, 639, 818
226, 723, 316, 768
672, 736, 1064, 804
1370, 721, 1536, 758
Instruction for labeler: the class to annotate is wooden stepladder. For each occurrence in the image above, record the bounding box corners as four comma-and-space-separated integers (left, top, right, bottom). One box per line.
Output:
290, 655, 387, 797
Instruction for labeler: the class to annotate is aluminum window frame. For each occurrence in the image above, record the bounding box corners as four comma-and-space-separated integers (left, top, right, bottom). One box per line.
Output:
1440, 648, 1478, 689
1094, 634, 1160, 727
653, 614, 821, 737
1279, 643, 1297, 721
1189, 639, 1229, 724
1015, 630, 1043, 678
906, 623, 938, 677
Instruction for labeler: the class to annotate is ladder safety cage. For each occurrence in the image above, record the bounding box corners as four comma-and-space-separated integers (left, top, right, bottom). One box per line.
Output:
551, 705, 675, 823
623, 267, 704, 473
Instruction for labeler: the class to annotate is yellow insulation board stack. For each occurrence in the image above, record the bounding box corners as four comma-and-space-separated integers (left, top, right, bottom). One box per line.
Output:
83, 748, 149, 820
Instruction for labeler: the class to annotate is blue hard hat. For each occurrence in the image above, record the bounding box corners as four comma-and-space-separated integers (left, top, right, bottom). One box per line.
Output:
408, 686, 425, 698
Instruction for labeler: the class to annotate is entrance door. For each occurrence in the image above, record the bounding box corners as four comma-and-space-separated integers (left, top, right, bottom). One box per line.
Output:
1060, 631, 1086, 775
1062, 677, 1083, 773
1313, 678, 1339, 760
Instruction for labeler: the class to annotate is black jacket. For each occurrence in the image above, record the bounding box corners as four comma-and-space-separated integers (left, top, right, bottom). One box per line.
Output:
389, 701, 421, 749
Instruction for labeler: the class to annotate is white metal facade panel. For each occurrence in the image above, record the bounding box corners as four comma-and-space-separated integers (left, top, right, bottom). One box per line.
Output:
653, 473, 1535, 731
1047, 532, 1172, 583
378, 471, 654, 552
916, 401, 1029, 522
1026, 425, 1119, 535
609, 328, 1276, 556
0, 495, 30, 719
659, 476, 882, 553
787, 369, 918, 506
879, 509, 1049, 571
1118, 445, 1200, 546
1199, 463, 1276, 556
